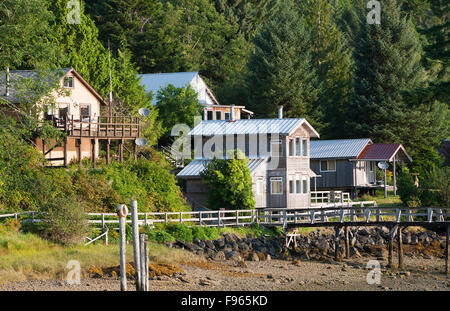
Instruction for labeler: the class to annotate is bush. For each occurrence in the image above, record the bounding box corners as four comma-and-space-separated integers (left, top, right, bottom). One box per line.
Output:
166, 223, 193, 242
39, 198, 89, 245
146, 229, 175, 244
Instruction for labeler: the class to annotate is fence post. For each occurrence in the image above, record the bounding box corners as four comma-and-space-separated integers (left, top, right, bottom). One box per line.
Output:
236, 210, 239, 226
217, 210, 221, 228
180, 212, 183, 224
139, 234, 149, 291
131, 200, 141, 291
117, 205, 129, 291
165, 213, 168, 225
101, 213, 105, 228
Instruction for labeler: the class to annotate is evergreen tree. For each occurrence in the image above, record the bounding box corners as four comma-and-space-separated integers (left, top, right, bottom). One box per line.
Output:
245, 1, 319, 122
0, 0, 62, 70
298, 0, 354, 137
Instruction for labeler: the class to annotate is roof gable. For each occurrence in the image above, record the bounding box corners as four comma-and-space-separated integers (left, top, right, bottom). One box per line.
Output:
357, 143, 413, 162
188, 118, 319, 137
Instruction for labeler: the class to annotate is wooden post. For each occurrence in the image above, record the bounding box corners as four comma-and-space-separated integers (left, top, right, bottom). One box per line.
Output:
117, 205, 129, 291
388, 225, 397, 269
397, 226, 404, 270
445, 225, 449, 275
63, 137, 68, 167
91, 139, 96, 168
393, 156, 397, 196
134, 140, 138, 161
384, 167, 387, 198
131, 200, 141, 291
139, 234, 149, 291
106, 138, 110, 165
344, 226, 350, 259
78, 139, 82, 165
334, 226, 341, 261
119, 139, 124, 163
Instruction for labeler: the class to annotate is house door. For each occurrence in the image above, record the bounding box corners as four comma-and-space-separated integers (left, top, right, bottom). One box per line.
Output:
255, 177, 265, 208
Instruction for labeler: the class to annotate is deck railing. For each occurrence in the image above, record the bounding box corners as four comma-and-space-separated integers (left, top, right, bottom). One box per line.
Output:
311, 191, 352, 206
47, 114, 141, 138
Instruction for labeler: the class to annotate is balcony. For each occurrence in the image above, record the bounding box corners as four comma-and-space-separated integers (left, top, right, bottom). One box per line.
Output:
48, 114, 141, 139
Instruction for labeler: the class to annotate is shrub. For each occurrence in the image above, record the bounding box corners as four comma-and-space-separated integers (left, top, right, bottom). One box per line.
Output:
397, 168, 420, 207
39, 197, 89, 245
166, 223, 193, 242
146, 229, 175, 244
200, 151, 255, 210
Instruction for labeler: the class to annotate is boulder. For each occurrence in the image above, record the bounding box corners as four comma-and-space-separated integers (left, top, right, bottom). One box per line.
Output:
249, 252, 259, 262
212, 251, 226, 261
214, 238, 225, 248
226, 251, 242, 261
204, 240, 215, 250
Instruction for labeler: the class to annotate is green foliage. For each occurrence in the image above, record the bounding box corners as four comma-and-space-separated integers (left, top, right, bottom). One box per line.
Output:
166, 223, 193, 243
0, 0, 63, 70
200, 151, 255, 210
39, 197, 89, 245
397, 169, 421, 207
155, 84, 202, 137
245, 1, 319, 122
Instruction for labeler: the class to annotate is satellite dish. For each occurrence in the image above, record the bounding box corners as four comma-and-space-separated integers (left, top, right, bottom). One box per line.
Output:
135, 138, 148, 147
138, 108, 151, 117
377, 161, 389, 170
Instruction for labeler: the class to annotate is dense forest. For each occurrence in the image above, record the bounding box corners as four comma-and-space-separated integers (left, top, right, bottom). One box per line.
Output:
0, 0, 448, 214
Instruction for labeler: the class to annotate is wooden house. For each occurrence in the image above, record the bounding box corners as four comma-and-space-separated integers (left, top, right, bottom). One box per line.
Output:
139, 71, 254, 120
0, 68, 141, 167
176, 107, 319, 209
310, 139, 413, 196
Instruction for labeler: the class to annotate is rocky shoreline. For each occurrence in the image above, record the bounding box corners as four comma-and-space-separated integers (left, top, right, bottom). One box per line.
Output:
167, 226, 447, 263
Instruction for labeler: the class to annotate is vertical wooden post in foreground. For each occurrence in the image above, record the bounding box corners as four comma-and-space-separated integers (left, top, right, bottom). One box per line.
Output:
388, 227, 394, 268
117, 204, 129, 291
397, 226, 404, 270
131, 200, 141, 291
139, 234, 149, 291
334, 226, 341, 261
344, 226, 350, 259
106, 139, 110, 165
445, 225, 449, 275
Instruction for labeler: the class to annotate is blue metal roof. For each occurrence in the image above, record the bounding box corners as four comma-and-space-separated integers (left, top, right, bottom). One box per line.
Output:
177, 158, 267, 178
188, 118, 319, 137
310, 138, 372, 159
139, 72, 198, 104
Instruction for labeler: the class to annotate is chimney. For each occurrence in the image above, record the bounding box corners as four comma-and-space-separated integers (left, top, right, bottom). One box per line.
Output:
229, 105, 235, 121
5, 67, 10, 97
278, 105, 283, 119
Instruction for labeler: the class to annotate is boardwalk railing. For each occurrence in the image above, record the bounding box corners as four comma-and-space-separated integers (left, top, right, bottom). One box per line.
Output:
3, 204, 449, 230
311, 191, 352, 206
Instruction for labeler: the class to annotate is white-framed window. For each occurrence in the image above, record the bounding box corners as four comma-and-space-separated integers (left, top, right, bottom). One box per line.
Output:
256, 177, 264, 195
270, 140, 282, 157
224, 112, 230, 120
302, 176, 308, 193
64, 76, 74, 88
215, 111, 222, 120
302, 139, 308, 156
369, 161, 374, 172
295, 137, 301, 156
320, 160, 336, 172
270, 177, 283, 195
289, 139, 294, 157
296, 175, 301, 193
80, 104, 90, 121
289, 176, 294, 194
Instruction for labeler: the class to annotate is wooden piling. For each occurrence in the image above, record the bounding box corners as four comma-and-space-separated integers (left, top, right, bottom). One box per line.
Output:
131, 200, 141, 291
344, 226, 350, 258
397, 226, 404, 270
446, 225, 449, 275
388, 230, 394, 268
117, 205, 129, 291
334, 226, 340, 261
139, 234, 149, 291
106, 139, 110, 165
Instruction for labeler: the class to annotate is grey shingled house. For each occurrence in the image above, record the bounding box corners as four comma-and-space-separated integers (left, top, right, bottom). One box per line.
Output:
177, 108, 320, 209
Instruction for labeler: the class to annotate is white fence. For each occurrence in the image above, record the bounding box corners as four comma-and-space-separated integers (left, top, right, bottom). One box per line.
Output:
311, 191, 352, 206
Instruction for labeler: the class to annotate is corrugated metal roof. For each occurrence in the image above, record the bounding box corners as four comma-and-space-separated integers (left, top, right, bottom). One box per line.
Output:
357, 143, 413, 162
189, 118, 319, 137
139, 72, 198, 104
0, 68, 72, 103
310, 138, 372, 159
177, 158, 267, 178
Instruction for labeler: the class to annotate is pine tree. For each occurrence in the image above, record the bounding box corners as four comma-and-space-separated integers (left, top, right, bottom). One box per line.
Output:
299, 0, 354, 137
245, 1, 319, 122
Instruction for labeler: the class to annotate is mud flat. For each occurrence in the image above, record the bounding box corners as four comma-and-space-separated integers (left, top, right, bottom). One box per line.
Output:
1, 255, 449, 291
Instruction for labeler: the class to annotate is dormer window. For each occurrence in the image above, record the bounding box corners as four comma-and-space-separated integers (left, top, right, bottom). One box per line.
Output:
64, 76, 74, 88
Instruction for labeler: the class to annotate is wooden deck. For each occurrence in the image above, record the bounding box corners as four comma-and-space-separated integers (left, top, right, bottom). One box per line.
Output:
50, 115, 141, 139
